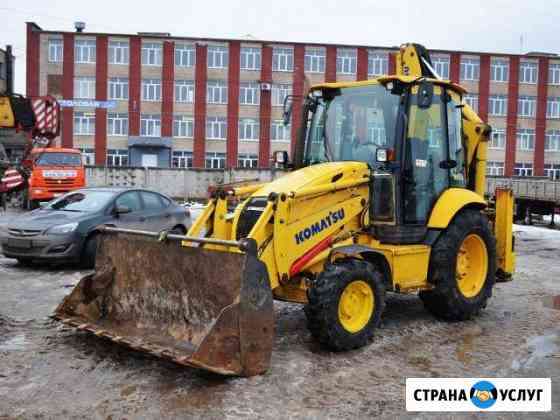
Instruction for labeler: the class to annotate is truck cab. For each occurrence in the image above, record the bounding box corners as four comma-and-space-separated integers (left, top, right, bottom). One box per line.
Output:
24, 147, 85, 209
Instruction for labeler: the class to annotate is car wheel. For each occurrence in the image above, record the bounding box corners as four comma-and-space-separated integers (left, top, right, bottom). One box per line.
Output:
16, 257, 34, 267
82, 233, 99, 269
170, 225, 187, 235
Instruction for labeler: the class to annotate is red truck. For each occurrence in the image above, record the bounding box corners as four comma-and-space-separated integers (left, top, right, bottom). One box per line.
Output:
23, 147, 86, 209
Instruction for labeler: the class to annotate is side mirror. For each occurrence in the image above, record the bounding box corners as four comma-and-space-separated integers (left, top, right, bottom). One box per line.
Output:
272, 150, 290, 168
113, 205, 131, 216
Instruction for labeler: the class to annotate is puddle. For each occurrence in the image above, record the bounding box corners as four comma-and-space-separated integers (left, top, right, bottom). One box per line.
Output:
0, 334, 28, 351
512, 330, 560, 370
542, 295, 560, 310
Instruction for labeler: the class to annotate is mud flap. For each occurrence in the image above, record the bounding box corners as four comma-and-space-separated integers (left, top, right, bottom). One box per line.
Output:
53, 232, 274, 376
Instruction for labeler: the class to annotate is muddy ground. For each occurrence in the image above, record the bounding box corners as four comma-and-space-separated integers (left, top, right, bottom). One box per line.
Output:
0, 209, 559, 419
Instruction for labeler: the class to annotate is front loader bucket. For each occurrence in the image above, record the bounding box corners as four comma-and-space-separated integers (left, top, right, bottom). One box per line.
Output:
53, 229, 274, 376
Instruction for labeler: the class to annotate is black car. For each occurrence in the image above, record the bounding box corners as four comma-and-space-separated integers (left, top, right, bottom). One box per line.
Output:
0, 187, 190, 267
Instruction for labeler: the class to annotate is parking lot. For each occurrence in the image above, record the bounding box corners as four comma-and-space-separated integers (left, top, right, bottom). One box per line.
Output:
0, 208, 559, 419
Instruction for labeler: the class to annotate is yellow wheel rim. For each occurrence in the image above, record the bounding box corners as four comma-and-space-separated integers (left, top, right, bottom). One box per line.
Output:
456, 234, 488, 298
337, 280, 374, 333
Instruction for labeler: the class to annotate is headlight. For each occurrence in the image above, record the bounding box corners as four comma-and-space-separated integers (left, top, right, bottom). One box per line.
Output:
47, 222, 78, 235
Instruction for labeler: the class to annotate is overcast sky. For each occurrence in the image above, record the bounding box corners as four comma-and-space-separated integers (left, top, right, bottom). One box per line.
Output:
2, 0, 559, 93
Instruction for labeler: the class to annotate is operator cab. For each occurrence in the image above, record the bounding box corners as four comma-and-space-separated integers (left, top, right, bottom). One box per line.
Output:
293, 77, 468, 243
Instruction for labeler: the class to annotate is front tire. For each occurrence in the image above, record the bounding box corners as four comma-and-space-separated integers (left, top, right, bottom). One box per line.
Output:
304, 259, 385, 351
82, 234, 99, 269
420, 209, 496, 321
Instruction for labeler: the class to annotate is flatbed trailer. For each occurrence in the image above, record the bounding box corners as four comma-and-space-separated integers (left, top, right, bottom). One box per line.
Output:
486, 176, 560, 224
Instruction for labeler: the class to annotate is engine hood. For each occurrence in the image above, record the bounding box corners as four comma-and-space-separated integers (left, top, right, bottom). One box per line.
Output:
254, 161, 370, 197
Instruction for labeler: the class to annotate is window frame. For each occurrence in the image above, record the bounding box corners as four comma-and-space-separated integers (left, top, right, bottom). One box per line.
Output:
304, 47, 326, 73
206, 80, 228, 104
142, 78, 162, 102
175, 43, 195, 67
239, 82, 260, 105
173, 115, 194, 138
73, 111, 96, 135
240, 47, 261, 71
74, 39, 96, 64
107, 113, 129, 136
490, 58, 509, 82
272, 47, 294, 72
336, 48, 357, 75
207, 46, 229, 69
141, 42, 163, 66
460, 57, 480, 81
519, 61, 538, 84
238, 118, 260, 141
140, 114, 161, 137
205, 116, 227, 140
108, 41, 129, 65
108, 77, 129, 100
74, 76, 96, 99
48, 38, 63, 63
174, 80, 195, 103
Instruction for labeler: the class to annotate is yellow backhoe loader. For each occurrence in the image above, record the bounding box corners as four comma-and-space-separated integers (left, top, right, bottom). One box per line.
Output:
54, 43, 515, 376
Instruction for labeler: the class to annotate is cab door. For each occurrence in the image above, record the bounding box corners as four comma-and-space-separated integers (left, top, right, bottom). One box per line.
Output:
402, 84, 467, 225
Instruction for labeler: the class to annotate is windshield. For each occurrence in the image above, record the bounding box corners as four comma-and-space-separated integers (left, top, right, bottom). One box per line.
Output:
304, 84, 401, 167
48, 190, 115, 212
34, 152, 82, 166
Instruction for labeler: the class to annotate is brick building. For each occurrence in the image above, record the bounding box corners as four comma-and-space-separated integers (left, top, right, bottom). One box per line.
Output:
25, 22, 560, 178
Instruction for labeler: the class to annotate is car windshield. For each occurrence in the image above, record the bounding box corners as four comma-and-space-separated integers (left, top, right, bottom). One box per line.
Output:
34, 152, 82, 166
304, 84, 401, 167
48, 191, 115, 212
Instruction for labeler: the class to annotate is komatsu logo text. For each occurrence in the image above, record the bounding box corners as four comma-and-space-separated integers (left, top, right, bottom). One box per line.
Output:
294, 208, 345, 245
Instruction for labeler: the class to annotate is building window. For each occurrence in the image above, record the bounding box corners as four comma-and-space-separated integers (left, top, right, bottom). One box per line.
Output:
107, 113, 129, 136
106, 149, 128, 166
489, 128, 506, 149
545, 129, 560, 151
206, 80, 228, 104
141, 42, 162, 66
490, 58, 509, 82
432, 57, 450, 79
240, 47, 261, 71
272, 47, 293, 72
206, 116, 227, 139
74, 77, 96, 99
367, 51, 388, 77
239, 82, 260, 105
517, 128, 535, 151
173, 115, 194, 138
514, 162, 533, 177
519, 61, 538, 84
271, 120, 290, 142
140, 114, 161, 137
486, 161, 505, 176
74, 40, 96, 63
238, 153, 258, 168
337, 48, 357, 74
207, 46, 228, 68
239, 118, 259, 141
546, 97, 560, 119
172, 150, 193, 168
175, 80, 195, 103
78, 148, 95, 165
108, 41, 129, 65
460, 57, 480, 81
305, 47, 326, 73
272, 84, 292, 106
544, 163, 560, 180
517, 96, 536, 118
73, 112, 95, 135
205, 152, 226, 169
175, 43, 195, 67
48, 39, 63, 63
464, 94, 479, 113
108, 77, 129, 100
142, 79, 162, 101
549, 63, 560, 86
489, 95, 508, 116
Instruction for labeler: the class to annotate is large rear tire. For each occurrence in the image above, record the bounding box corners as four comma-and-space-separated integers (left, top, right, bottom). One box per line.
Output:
304, 259, 385, 351
420, 209, 496, 321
